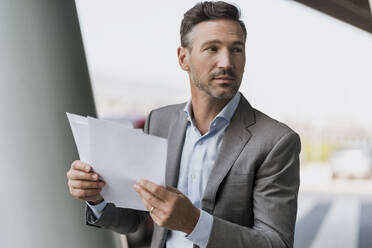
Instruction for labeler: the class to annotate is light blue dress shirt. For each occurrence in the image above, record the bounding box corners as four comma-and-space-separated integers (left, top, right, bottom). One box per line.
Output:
88, 92, 241, 248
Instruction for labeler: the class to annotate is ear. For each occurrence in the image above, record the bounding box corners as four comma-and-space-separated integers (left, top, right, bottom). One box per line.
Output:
177, 46, 190, 71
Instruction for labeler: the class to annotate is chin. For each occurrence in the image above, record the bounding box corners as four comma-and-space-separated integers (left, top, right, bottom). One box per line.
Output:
209, 82, 240, 99
195, 81, 239, 100
210, 89, 237, 100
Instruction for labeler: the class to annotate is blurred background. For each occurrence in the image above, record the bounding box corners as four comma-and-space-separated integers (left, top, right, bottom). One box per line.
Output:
1, 0, 371, 248
75, 0, 372, 247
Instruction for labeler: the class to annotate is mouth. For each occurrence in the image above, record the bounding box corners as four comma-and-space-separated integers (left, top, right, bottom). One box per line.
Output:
213, 77, 235, 83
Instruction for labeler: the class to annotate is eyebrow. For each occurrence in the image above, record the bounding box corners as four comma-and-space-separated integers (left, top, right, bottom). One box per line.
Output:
200, 40, 245, 49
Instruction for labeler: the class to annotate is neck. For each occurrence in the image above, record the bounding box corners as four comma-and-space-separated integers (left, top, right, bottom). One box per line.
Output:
190, 91, 232, 135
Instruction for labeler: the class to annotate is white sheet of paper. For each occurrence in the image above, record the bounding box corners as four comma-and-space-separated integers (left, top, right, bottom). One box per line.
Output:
102, 117, 134, 128
88, 117, 167, 211
67, 112, 167, 210
66, 113, 140, 163
66, 113, 91, 164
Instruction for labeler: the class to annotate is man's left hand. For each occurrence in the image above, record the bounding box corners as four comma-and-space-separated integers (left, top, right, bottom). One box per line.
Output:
133, 179, 200, 235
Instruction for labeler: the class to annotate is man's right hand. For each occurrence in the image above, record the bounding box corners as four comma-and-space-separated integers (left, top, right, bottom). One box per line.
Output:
67, 160, 105, 205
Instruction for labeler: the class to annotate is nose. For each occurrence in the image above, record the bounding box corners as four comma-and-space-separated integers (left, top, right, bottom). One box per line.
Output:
216, 49, 233, 69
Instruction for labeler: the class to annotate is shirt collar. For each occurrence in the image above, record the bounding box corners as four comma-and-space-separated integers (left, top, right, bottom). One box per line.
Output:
184, 92, 241, 128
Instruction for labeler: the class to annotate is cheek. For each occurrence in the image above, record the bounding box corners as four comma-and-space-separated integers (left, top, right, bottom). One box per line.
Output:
232, 54, 245, 64
191, 63, 213, 79
235, 59, 245, 74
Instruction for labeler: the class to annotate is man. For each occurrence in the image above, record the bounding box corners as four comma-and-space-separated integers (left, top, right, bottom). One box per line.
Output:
66, 1, 301, 248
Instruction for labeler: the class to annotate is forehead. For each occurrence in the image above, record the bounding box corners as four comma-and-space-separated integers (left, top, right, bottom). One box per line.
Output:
188, 19, 245, 48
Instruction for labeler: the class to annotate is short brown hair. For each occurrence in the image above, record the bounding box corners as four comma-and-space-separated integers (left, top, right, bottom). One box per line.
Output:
180, 1, 247, 49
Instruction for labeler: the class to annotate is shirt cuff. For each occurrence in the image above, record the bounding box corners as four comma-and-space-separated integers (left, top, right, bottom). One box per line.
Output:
185, 209, 213, 248
86, 200, 107, 219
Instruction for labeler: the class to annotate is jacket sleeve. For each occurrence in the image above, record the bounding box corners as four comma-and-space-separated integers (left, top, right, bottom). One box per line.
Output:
84, 111, 154, 234
85, 203, 148, 234
206, 132, 301, 248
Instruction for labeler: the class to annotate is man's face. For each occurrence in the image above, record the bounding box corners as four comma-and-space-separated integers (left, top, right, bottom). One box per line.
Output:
179, 19, 246, 100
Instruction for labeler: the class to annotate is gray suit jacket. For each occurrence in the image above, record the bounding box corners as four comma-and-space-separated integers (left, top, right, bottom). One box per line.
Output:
86, 94, 301, 248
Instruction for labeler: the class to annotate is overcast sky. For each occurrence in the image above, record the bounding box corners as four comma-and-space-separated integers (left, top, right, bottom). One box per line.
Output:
75, 0, 372, 130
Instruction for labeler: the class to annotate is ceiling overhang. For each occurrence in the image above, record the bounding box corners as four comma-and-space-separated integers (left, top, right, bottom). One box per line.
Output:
294, 0, 372, 33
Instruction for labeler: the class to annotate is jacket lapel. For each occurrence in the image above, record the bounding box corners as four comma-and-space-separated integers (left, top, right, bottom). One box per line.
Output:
165, 107, 188, 187
201, 96, 256, 212
158, 107, 188, 248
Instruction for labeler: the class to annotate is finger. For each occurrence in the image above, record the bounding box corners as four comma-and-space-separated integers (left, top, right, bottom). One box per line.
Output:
166, 185, 182, 195
139, 194, 164, 220
148, 209, 164, 227
133, 183, 164, 208
136, 179, 168, 200
69, 180, 105, 189
85, 195, 104, 202
71, 160, 92, 172
68, 170, 99, 181
70, 188, 101, 200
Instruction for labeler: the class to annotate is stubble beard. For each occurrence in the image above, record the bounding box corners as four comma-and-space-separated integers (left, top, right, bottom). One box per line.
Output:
191, 72, 240, 100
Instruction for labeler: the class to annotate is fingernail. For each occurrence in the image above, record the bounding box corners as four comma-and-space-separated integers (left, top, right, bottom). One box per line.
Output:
133, 184, 139, 190
93, 174, 98, 180
85, 166, 90, 171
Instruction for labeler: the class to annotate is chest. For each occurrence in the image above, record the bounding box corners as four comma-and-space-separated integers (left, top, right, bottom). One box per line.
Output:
176, 123, 226, 204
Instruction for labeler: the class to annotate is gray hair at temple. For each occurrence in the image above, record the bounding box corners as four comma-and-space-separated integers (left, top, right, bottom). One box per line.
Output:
180, 1, 247, 50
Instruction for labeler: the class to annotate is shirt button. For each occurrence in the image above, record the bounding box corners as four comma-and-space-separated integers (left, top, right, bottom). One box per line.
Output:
191, 174, 196, 180
213, 123, 216, 126
199, 141, 203, 145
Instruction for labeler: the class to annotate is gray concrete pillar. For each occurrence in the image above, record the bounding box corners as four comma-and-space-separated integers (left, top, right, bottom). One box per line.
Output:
0, 0, 118, 247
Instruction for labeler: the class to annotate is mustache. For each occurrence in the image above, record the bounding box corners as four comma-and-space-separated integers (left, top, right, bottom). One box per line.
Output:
210, 69, 236, 79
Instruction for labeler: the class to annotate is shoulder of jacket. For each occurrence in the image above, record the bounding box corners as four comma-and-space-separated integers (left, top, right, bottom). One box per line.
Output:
150, 102, 186, 119
254, 109, 296, 134
249, 108, 300, 148
146, 102, 187, 138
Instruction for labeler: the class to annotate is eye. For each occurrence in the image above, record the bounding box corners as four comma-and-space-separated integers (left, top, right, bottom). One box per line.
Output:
231, 47, 243, 53
205, 46, 217, 52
